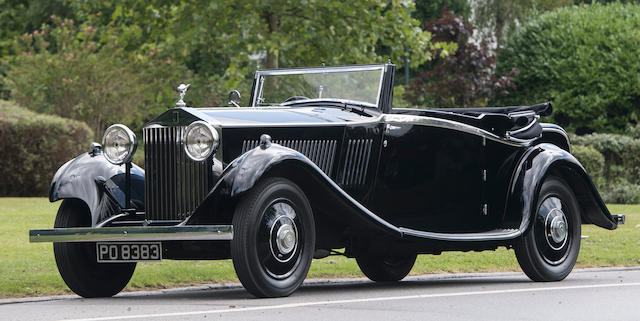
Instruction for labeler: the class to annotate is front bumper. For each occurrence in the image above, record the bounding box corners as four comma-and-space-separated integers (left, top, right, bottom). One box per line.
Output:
29, 225, 233, 243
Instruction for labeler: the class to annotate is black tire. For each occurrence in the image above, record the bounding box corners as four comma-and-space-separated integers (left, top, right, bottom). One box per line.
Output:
514, 176, 581, 282
356, 252, 417, 282
231, 177, 316, 297
53, 199, 136, 298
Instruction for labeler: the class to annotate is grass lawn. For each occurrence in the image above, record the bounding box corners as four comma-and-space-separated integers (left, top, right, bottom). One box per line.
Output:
1, 198, 638, 298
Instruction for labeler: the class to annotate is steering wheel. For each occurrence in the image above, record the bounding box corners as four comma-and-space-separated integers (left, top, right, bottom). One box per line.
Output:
283, 96, 310, 103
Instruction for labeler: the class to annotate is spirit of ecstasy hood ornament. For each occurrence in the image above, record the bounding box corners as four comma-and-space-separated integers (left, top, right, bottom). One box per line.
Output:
175, 83, 190, 107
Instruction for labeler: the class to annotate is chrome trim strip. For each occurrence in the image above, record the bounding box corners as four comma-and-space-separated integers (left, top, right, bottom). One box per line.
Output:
505, 133, 541, 144
507, 110, 536, 118
375, 65, 385, 107
280, 98, 377, 108
383, 114, 528, 147
214, 117, 383, 128
29, 225, 233, 243
399, 227, 522, 241
256, 65, 384, 76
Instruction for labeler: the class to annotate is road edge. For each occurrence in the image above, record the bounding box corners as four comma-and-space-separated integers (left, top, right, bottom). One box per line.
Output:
2, 265, 639, 305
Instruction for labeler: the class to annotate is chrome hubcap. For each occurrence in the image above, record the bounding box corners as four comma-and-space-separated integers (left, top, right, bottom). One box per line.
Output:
267, 203, 299, 264
549, 214, 568, 243
535, 196, 572, 265
544, 207, 568, 250
257, 199, 304, 280
276, 223, 297, 254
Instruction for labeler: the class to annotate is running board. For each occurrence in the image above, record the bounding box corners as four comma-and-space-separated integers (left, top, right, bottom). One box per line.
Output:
29, 225, 233, 243
399, 227, 522, 241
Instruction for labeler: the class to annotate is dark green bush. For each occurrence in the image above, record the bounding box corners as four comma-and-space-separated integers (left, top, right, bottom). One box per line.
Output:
0, 100, 93, 196
571, 133, 640, 184
571, 145, 604, 179
494, 3, 640, 134
627, 124, 640, 139
571, 132, 640, 203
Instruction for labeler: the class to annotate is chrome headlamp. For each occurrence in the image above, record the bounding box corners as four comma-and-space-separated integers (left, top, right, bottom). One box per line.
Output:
102, 124, 137, 165
184, 121, 218, 161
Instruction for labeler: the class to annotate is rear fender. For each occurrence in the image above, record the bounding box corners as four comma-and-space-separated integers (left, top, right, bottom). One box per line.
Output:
505, 143, 617, 233
188, 144, 402, 237
50, 152, 145, 226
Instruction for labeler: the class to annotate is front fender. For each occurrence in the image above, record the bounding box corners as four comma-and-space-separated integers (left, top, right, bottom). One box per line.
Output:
50, 152, 145, 226
505, 143, 617, 233
189, 144, 402, 237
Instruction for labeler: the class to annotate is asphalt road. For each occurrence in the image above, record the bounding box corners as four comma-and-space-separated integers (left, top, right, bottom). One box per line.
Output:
2, 267, 639, 321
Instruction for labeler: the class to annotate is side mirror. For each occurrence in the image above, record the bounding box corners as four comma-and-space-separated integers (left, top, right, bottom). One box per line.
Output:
228, 90, 241, 107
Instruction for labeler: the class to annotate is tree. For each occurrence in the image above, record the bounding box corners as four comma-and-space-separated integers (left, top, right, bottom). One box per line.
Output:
493, 3, 640, 134
5, 17, 190, 137
405, 10, 516, 107
413, 0, 470, 23
0, 0, 73, 57
67, 0, 453, 99
472, 0, 573, 47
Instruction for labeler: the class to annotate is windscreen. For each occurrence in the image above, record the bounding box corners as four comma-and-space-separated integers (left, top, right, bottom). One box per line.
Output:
258, 67, 384, 107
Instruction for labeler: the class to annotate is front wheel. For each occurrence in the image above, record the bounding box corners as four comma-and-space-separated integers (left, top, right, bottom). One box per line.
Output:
231, 177, 316, 297
53, 199, 136, 298
514, 176, 581, 282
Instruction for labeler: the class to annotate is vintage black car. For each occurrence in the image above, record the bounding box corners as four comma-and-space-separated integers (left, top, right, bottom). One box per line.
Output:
30, 64, 624, 298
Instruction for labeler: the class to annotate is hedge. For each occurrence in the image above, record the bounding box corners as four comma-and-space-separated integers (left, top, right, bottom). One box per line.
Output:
571, 145, 604, 179
571, 133, 640, 185
493, 3, 640, 134
571, 132, 640, 204
0, 100, 93, 196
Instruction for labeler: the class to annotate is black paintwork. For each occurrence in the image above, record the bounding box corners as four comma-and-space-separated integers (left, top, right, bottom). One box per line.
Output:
373, 124, 486, 233
49, 152, 145, 226
49, 63, 618, 257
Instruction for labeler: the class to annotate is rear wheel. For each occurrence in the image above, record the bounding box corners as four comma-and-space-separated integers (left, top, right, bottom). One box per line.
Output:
231, 178, 315, 297
53, 199, 136, 298
356, 252, 417, 282
514, 176, 581, 282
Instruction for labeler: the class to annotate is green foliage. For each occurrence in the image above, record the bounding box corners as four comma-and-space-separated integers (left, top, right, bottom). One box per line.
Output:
0, 0, 74, 56
571, 133, 640, 182
494, 3, 640, 134
626, 123, 640, 139
66, 0, 451, 91
473, 0, 573, 45
571, 145, 604, 178
3, 17, 191, 137
404, 10, 515, 107
572, 132, 640, 203
0, 101, 93, 196
413, 0, 471, 23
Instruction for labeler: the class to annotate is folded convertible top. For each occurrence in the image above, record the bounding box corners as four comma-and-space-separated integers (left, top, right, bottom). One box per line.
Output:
432, 102, 553, 117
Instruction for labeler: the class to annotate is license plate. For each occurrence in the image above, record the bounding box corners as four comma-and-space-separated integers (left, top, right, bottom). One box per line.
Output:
96, 242, 162, 262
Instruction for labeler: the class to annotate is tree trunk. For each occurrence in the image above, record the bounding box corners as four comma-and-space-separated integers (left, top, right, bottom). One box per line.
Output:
262, 11, 280, 100
265, 12, 279, 69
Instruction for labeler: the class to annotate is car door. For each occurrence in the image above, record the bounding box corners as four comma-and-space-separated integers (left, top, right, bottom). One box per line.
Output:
372, 119, 492, 233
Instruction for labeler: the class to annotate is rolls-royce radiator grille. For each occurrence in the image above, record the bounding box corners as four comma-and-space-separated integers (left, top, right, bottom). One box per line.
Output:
339, 139, 373, 186
144, 126, 210, 221
241, 139, 337, 175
